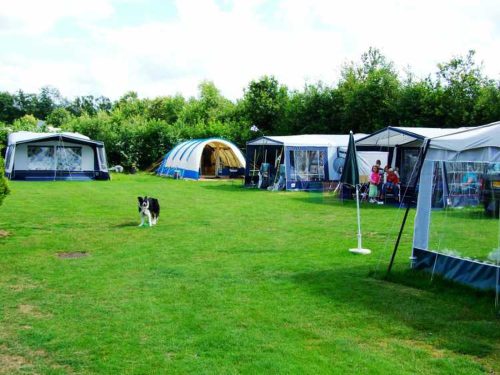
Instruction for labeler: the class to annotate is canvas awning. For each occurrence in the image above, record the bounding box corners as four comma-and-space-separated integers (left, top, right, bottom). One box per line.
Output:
8, 131, 104, 147
355, 126, 470, 147
425, 121, 500, 162
247, 134, 366, 147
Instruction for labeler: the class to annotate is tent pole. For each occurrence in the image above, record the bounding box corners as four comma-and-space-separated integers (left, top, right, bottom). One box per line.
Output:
387, 205, 411, 275
356, 184, 362, 249
386, 139, 431, 276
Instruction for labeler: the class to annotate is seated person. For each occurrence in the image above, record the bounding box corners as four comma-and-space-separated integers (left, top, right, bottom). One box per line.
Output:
393, 167, 400, 178
462, 167, 479, 193
381, 168, 400, 200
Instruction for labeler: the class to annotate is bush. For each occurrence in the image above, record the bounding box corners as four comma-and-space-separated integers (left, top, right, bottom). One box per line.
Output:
0, 156, 10, 206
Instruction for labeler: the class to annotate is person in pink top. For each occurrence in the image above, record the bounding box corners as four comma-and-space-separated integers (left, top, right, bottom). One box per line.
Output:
369, 165, 381, 203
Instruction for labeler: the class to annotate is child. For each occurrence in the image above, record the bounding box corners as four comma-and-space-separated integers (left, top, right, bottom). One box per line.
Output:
369, 165, 381, 203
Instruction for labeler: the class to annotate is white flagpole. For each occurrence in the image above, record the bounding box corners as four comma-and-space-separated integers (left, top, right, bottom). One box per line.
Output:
349, 183, 371, 255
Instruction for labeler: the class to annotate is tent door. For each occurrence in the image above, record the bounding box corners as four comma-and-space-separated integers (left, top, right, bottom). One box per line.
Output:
201, 146, 216, 177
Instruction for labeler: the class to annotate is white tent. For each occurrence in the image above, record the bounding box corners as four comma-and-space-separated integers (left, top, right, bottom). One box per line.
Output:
411, 121, 500, 290
4, 131, 109, 181
355, 126, 469, 147
246, 134, 370, 190
157, 138, 246, 180
354, 126, 471, 185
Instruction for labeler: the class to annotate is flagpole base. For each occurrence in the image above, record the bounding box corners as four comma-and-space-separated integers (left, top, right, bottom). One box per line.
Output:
349, 248, 371, 255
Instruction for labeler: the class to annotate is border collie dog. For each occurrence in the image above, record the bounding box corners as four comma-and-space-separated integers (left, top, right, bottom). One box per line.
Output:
138, 196, 160, 227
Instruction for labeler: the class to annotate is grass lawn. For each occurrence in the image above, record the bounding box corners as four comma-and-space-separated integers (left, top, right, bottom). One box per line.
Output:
0, 174, 498, 374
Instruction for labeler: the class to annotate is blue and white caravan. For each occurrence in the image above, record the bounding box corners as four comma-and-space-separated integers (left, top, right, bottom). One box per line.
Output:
245, 134, 366, 191
5, 131, 110, 181
157, 138, 246, 180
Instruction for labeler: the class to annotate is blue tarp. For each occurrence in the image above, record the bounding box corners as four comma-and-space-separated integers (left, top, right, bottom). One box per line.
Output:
413, 247, 500, 291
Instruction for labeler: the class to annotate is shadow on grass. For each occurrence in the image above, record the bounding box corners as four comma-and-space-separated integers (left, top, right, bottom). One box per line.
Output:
291, 194, 403, 211
112, 221, 139, 228
201, 184, 261, 193
291, 266, 500, 358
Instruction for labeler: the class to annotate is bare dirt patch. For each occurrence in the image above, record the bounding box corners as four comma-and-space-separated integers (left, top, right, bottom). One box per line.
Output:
9, 279, 39, 292
0, 349, 31, 374
0, 230, 10, 238
18, 304, 51, 319
57, 251, 88, 259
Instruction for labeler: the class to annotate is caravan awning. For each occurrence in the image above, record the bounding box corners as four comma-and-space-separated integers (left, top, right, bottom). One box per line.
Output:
355, 126, 469, 147
425, 121, 500, 162
247, 134, 366, 147
8, 131, 104, 147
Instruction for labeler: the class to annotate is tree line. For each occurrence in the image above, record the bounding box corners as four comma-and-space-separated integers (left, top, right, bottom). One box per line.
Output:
0, 48, 499, 171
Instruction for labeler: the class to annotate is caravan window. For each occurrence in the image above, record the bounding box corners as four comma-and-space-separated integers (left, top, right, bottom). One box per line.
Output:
289, 149, 326, 181
56, 146, 82, 171
28, 146, 55, 170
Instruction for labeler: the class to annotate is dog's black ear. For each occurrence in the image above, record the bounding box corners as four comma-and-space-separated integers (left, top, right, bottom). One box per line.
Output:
138, 196, 143, 203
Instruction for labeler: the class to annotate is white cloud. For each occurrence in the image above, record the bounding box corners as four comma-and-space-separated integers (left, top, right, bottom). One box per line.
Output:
0, 0, 499, 100
0, 0, 114, 35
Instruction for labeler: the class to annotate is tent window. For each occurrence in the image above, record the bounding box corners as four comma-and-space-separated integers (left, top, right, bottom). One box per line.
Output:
401, 148, 420, 185
428, 161, 499, 263
28, 146, 55, 170
5, 145, 13, 170
97, 147, 108, 171
56, 146, 82, 171
289, 150, 325, 181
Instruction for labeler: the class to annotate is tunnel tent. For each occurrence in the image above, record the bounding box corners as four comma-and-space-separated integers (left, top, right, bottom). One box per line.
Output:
410, 121, 500, 293
245, 134, 369, 191
156, 138, 246, 180
4, 131, 110, 181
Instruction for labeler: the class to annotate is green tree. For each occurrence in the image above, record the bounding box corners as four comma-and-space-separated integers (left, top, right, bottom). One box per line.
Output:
113, 91, 147, 119
283, 83, 343, 134
12, 114, 39, 131
34, 86, 63, 120
13, 90, 38, 117
337, 48, 400, 133
147, 95, 185, 124
0, 92, 22, 124
436, 50, 487, 126
0, 156, 9, 207
473, 83, 500, 124
242, 76, 289, 134
47, 107, 73, 128
396, 74, 442, 127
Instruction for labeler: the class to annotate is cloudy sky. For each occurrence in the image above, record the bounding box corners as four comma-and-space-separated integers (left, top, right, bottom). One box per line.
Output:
1, 0, 499, 100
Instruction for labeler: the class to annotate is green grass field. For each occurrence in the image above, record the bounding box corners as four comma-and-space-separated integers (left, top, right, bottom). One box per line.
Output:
0, 174, 498, 374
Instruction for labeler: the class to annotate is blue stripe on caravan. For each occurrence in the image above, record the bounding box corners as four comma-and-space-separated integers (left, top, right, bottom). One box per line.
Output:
167, 143, 185, 162
171, 140, 196, 161
181, 169, 199, 179
161, 168, 199, 180
185, 139, 210, 161
170, 141, 190, 161
181, 139, 206, 161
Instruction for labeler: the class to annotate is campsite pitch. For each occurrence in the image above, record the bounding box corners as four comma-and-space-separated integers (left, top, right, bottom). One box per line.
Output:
0, 174, 498, 374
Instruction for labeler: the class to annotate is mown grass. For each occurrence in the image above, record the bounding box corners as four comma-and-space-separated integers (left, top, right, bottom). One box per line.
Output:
0, 174, 498, 374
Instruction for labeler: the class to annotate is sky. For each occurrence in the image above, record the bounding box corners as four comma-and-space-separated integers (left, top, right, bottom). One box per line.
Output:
1, 0, 499, 101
